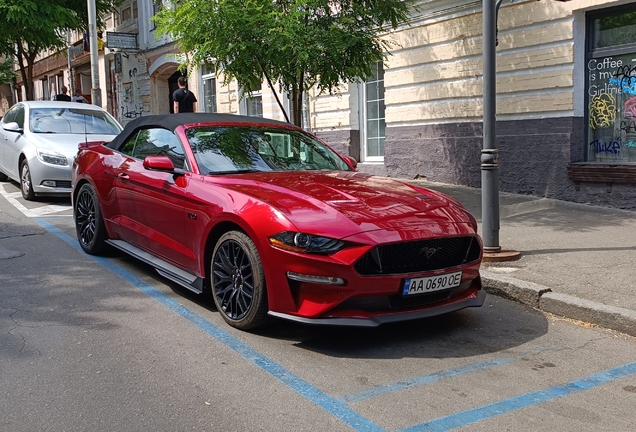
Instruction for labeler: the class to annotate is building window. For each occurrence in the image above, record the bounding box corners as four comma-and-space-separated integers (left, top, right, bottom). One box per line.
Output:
201, 64, 216, 113
122, 7, 132, 22
586, 5, 636, 163
151, 0, 162, 30
361, 62, 386, 162
133, 1, 138, 19
245, 94, 263, 117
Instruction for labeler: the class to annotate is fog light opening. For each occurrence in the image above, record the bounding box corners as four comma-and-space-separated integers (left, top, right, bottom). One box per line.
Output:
41, 180, 56, 187
286, 272, 345, 286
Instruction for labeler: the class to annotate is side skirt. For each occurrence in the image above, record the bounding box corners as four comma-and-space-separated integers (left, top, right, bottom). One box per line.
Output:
106, 239, 204, 294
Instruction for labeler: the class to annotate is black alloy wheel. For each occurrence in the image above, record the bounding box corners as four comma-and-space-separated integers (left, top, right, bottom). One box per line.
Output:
74, 183, 108, 255
211, 231, 269, 330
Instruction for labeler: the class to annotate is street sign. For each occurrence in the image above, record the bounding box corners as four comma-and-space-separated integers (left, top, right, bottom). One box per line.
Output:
106, 32, 138, 50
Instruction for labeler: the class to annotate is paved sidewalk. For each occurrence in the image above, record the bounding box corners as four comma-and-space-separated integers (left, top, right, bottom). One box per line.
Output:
409, 180, 636, 337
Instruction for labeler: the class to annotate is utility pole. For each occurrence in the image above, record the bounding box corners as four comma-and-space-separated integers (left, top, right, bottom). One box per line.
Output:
481, 0, 519, 262
88, 0, 101, 106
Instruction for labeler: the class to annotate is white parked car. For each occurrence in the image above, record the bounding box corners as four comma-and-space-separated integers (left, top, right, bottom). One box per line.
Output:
0, 101, 122, 200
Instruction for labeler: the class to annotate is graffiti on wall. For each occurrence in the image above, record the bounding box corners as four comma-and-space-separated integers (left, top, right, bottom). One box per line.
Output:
589, 93, 616, 129
120, 81, 142, 119
116, 57, 151, 125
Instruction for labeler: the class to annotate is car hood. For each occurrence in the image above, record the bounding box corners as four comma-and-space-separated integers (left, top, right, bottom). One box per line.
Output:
29, 133, 118, 157
208, 171, 476, 237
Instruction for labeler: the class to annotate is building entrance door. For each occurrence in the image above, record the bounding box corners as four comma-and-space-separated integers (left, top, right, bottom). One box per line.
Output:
168, 70, 186, 114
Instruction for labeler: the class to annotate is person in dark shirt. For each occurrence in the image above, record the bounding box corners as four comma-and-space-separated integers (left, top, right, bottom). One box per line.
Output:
172, 77, 197, 113
55, 86, 71, 102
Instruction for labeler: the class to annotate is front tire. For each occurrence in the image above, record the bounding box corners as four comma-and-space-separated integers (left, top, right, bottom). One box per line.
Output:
74, 183, 108, 255
211, 231, 269, 330
20, 160, 36, 201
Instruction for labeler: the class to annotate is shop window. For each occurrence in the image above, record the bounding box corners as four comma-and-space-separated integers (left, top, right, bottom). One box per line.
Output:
361, 62, 386, 162
586, 5, 636, 163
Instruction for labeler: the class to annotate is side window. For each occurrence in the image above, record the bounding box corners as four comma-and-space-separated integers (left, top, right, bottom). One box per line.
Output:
119, 131, 140, 157
120, 128, 187, 170
14, 106, 25, 129
2, 105, 19, 124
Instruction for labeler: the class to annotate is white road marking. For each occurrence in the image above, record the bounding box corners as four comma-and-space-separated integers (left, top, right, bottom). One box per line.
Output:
0, 185, 71, 217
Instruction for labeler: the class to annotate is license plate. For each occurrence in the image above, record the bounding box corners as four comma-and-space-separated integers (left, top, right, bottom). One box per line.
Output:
402, 271, 463, 296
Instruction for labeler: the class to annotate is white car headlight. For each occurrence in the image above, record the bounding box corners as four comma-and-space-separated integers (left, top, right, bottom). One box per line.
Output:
36, 149, 68, 166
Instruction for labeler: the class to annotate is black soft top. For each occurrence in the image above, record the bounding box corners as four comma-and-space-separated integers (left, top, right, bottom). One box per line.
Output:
106, 113, 295, 150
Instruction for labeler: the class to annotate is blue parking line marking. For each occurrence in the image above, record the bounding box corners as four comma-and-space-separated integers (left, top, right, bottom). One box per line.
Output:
36, 219, 384, 432
399, 361, 636, 432
339, 358, 516, 404
339, 348, 547, 404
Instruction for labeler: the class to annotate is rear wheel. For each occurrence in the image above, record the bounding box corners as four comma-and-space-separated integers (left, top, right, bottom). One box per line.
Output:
20, 160, 36, 201
74, 183, 108, 255
211, 231, 269, 330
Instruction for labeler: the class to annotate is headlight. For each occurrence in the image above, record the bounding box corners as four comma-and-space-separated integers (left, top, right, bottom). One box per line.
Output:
37, 149, 68, 166
269, 232, 347, 254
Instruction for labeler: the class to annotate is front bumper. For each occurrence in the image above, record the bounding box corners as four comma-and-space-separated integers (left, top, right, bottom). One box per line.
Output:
29, 158, 73, 196
268, 284, 486, 327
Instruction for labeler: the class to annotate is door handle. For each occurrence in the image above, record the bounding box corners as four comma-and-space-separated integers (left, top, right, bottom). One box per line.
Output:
118, 173, 129, 180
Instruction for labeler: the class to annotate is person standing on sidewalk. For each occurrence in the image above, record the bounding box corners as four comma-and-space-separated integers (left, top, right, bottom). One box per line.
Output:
72, 90, 88, 103
55, 86, 71, 102
172, 77, 197, 113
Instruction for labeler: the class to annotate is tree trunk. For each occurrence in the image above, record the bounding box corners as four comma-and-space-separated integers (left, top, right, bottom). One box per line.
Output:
16, 41, 36, 101
291, 71, 304, 128
291, 88, 302, 127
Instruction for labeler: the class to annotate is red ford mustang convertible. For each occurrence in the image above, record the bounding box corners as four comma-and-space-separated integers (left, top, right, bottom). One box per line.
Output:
72, 113, 484, 330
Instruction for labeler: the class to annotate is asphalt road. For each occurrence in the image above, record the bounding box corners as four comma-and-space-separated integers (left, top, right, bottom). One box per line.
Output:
1, 180, 636, 432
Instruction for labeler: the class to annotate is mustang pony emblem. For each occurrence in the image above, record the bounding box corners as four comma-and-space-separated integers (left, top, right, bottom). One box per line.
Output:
419, 246, 441, 259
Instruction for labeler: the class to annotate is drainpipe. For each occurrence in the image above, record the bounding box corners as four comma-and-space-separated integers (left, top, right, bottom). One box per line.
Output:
302, 91, 310, 131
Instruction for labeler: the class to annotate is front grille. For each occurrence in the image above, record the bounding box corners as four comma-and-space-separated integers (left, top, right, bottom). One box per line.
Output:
335, 290, 454, 311
388, 290, 452, 309
354, 236, 481, 276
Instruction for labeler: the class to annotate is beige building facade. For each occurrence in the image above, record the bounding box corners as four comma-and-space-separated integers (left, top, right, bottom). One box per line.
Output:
305, 0, 636, 209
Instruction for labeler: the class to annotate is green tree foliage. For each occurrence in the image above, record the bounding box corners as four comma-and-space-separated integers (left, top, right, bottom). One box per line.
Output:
0, 58, 16, 86
0, 0, 117, 101
155, 0, 412, 126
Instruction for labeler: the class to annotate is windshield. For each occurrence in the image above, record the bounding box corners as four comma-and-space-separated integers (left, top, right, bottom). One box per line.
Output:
186, 126, 352, 174
30, 108, 122, 135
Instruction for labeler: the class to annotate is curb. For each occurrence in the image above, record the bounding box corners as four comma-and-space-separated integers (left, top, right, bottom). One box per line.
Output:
481, 270, 636, 338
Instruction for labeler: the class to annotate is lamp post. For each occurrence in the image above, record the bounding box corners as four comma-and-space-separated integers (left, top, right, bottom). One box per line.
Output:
481, 0, 520, 262
88, 0, 101, 106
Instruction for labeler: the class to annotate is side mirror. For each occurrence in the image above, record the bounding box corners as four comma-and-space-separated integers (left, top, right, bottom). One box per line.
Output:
3, 122, 23, 134
143, 156, 185, 176
342, 155, 358, 169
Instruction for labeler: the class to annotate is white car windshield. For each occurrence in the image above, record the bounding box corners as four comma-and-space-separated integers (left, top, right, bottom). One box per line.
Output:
30, 108, 122, 135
